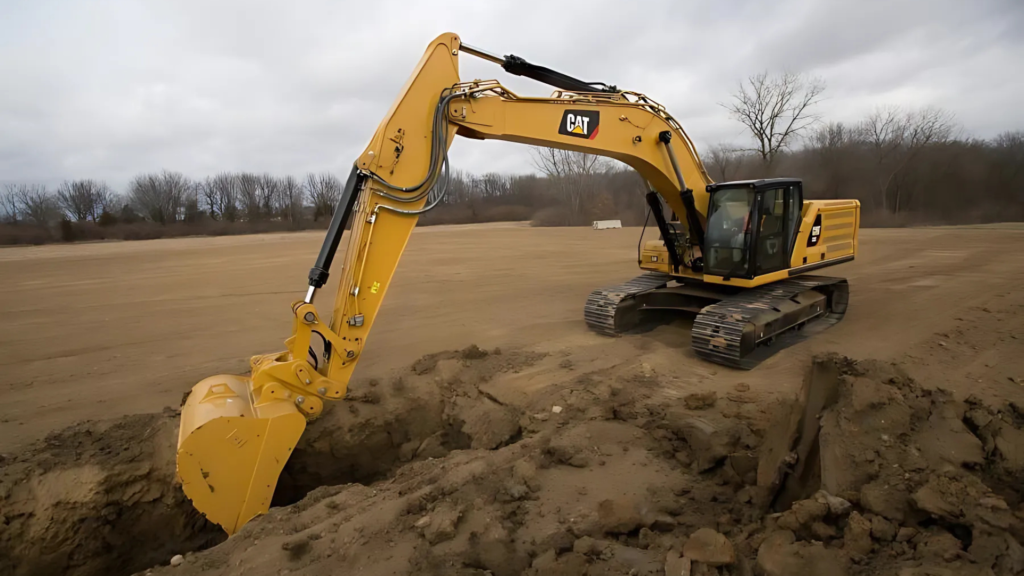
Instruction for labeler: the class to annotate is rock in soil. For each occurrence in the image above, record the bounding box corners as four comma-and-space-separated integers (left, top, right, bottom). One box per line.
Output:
757, 530, 847, 576
684, 391, 717, 411
682, 528, 735, 566
416, 502, 463, 545
597, 497, 645, 534
843, 509, 874, 557
859, 481, 909, 522
869, 514, 897, 542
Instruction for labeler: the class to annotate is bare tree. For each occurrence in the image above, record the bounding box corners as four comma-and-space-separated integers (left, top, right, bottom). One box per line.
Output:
862, 106, 956, 212
198, 177, 217, 219
478, 173, 513, 197
723, 71, 826, 166
182, 182, 202, 223
992, 131, 1024, 186
256, 174, 282, 219
531, 148, 607, 225
56, 179, 113, 221
207, 173, 239, 222
806, 122, 853, 198
279, 175, 304, 223
237, 173, 262, 221
1, 184, 22, 223
443, 170, 475, 204
14, 184, 61, 224
128, 171, 190, 224
304, 173, 342, 221
706, 144, 742, 181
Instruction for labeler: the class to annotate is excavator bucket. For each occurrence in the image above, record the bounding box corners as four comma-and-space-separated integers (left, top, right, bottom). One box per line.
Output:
176, 374, 306, 535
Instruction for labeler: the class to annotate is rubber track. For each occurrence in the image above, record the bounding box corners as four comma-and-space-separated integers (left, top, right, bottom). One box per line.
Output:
691, 276, 846, 369
583, 273, 673, 336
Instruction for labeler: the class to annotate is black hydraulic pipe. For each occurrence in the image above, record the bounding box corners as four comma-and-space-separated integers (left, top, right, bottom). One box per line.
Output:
501, 55, 618, 93
460, 43, 617, 94
308, 165, 363, 290
645, 192, 682, 272
658, 131, 705, 249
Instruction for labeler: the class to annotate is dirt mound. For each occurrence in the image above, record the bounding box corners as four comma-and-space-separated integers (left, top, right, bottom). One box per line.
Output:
756, 355, 1024, 575
5, 347, 1024, 576
0, 345, 538, 576
140, 353, 1024, 576
0, 411, 223, 576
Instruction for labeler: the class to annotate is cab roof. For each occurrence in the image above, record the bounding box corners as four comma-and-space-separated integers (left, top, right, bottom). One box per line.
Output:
705, 178, 802, 192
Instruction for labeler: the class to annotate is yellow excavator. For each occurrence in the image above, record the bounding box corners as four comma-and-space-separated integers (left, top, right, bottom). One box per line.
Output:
177, 33, 860, 534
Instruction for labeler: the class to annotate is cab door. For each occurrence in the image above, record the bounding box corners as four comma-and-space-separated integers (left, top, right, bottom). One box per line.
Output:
751, 184, 802, 276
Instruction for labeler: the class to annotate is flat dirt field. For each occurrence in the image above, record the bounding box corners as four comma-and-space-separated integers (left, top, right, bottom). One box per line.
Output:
2, 223, 1024, 576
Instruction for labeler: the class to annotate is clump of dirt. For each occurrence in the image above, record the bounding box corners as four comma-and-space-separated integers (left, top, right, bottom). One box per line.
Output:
0, 410, 223, 576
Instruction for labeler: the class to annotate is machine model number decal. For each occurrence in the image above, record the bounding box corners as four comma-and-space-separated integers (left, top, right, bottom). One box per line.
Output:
807, 214, 822, 247
559, 110, 600, 140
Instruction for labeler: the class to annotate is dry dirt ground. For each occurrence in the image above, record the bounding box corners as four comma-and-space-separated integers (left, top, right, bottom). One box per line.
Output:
1, 222, 1023, 576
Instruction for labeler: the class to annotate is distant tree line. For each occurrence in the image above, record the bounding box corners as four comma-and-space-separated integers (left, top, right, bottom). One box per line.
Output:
0, 172, 345, 244
704, 121, 1024, 225
2, 71, 1021, 245
1, 171, 344, 227
418, 164, 646, 227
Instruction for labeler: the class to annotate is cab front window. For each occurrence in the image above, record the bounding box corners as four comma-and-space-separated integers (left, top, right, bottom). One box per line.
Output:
704, 187, 755, 278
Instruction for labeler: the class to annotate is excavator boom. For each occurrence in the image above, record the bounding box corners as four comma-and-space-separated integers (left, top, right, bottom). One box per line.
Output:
177, 32, 859, 534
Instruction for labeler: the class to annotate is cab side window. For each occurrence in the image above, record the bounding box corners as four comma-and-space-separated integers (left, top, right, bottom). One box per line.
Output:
754, 188, 787, 274
785, 185, 803, 255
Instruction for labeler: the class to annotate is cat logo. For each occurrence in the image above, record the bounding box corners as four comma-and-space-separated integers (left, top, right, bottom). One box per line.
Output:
807, 214, 823, 247
558, 110, 600, 140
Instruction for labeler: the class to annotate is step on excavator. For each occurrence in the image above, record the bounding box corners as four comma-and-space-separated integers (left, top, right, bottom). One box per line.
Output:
177, 33, 860, 534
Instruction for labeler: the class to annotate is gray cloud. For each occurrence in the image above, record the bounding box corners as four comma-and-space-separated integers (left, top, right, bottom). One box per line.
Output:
2, 0, 1022, 190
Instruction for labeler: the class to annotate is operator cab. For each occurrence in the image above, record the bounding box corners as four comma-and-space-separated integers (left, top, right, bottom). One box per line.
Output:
703, 179, 803, 280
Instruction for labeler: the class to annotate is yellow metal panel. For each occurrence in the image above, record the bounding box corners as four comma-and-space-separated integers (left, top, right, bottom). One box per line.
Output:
703, 269, 790, 288
822, 233, 854, 243
327, 35, 462, 386
825, 241, 854, 254
449, 92, 712, 243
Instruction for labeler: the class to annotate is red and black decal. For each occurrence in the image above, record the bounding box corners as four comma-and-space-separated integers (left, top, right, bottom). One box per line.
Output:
559, 110, 600, 140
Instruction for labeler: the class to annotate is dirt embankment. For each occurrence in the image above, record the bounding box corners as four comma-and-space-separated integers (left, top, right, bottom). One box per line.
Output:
0, 345, 532, 576
0, 412, 223, 576
3, 346, 1024, 576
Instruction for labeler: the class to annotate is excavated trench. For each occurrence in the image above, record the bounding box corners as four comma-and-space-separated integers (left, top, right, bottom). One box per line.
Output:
0, 346, 525, 576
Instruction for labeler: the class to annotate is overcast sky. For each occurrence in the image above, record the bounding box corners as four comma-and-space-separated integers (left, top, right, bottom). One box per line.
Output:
2, 0, 1022, 191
